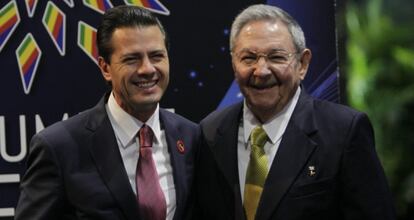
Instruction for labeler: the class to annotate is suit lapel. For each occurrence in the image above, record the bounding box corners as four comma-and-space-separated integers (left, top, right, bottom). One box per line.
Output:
211, 102, 245, 219
255, 91, 318, 220
86, 95, 140, 220
159, 109, 187, 220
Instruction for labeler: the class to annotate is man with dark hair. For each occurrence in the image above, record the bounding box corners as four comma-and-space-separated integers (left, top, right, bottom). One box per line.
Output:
15, 5, 198, 220
194, 4, 395, 220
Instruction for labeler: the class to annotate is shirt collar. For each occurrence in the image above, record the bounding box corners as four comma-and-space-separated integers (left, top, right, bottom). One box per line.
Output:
243, 86, 301, 145
106, 93, 162, 148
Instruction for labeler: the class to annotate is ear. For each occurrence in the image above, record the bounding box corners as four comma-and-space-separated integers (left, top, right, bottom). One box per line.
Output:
297, 49, 312, 80
98, 56, 111, 82
231, 54, 240, 83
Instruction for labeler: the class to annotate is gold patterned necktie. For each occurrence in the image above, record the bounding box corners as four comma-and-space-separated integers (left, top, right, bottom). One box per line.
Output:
244, 126, 269, 220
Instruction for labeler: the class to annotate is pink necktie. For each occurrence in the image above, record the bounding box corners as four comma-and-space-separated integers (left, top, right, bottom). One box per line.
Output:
136, 124, 167, 220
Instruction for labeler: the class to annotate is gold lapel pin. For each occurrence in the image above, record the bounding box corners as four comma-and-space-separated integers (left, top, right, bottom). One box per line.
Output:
308, 166, 316, 176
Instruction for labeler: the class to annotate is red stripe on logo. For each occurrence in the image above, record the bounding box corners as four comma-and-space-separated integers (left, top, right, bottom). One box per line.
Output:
96, 0, 105, 11
141, 0, 151, 8
0, 15, 17, 34
92, 31, 98, 59
52, 13, 63, 40
22, 49, 39, 75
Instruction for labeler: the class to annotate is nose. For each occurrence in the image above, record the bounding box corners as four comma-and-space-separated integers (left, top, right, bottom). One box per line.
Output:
253, 57, 272, 77
137, 56, 156, 75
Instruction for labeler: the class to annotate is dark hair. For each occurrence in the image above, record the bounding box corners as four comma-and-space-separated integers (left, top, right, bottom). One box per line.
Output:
97, 5, 168, 63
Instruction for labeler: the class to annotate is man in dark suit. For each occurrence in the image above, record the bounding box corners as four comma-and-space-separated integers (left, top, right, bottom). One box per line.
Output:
194, 4, 395, 220
15, 6, 199, 220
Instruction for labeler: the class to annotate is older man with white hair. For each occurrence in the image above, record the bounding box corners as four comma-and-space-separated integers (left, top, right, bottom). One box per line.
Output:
194, 4, 395, 220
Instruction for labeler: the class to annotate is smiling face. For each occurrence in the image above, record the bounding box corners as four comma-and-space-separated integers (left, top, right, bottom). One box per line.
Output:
99, 25, 169, 121
232, 20, 311, 123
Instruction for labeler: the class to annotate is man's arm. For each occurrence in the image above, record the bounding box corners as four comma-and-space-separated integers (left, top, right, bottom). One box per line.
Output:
341, 113, 396, 220
15, 134, 66, 220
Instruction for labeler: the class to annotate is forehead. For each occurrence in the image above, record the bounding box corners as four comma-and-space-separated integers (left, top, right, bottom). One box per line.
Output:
234, 20, 294, 52
110, 26, 166, 51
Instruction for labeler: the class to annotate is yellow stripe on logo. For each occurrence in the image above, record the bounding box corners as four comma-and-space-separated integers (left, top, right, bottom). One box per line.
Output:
20, 41, 36, 65
47, 7, 58, 31
0, 6, 16, 26
84, 28, 93, 54
130, 0, 144, 7
93, 0, 100, 8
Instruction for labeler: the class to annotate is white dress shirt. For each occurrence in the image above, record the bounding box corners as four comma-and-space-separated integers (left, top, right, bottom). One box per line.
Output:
238, 87, 301, 200
105, 93, 176, 220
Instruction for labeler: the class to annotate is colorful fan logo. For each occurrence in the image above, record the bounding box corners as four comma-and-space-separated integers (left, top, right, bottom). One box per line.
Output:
16, 33, 42, 95
0, 0, 170, 95
78, 21, 99, 65
82, 0, 113, 14
124, 0, 170, 15
0, 1, 20, 53
24, 0, 39, 18
42, 1, 66, 56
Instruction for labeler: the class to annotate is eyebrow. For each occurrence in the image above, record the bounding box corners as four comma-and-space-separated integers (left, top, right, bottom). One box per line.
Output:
237, 48, 289, 54
120, 52, 141, 59
120, 49, 167, 59
148, 49, 167, 54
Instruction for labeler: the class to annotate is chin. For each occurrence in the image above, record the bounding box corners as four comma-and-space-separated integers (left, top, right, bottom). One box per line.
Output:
132, 102, 157, 112
249, 95, 282, 111
248, 99, 273, 109
131, 96, 159, 107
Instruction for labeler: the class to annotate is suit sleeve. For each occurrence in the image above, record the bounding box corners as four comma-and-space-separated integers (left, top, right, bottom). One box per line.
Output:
341, 113, 396, 220
15, 133, 66, 220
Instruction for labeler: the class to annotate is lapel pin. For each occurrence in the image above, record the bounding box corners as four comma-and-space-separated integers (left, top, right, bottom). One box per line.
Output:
176, 140, 185, 154
308, 166, 316, 177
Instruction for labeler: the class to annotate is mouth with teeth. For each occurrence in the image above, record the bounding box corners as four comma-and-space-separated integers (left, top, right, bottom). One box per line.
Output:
134, 79, 158, 89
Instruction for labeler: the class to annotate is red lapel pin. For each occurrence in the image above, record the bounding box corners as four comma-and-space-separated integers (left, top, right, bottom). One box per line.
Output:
176, 140, 185, 154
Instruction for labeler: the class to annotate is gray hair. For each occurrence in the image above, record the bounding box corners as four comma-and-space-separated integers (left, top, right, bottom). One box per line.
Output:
229, 4, 306, 52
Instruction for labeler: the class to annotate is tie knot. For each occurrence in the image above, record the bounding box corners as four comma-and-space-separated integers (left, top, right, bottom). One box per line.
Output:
250, 126, 267, 148
139, 124, 153, 148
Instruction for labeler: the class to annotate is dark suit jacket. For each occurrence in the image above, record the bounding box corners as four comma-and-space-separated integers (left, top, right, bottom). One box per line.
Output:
194, 90, 395, 220
15, 94, 200, 220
